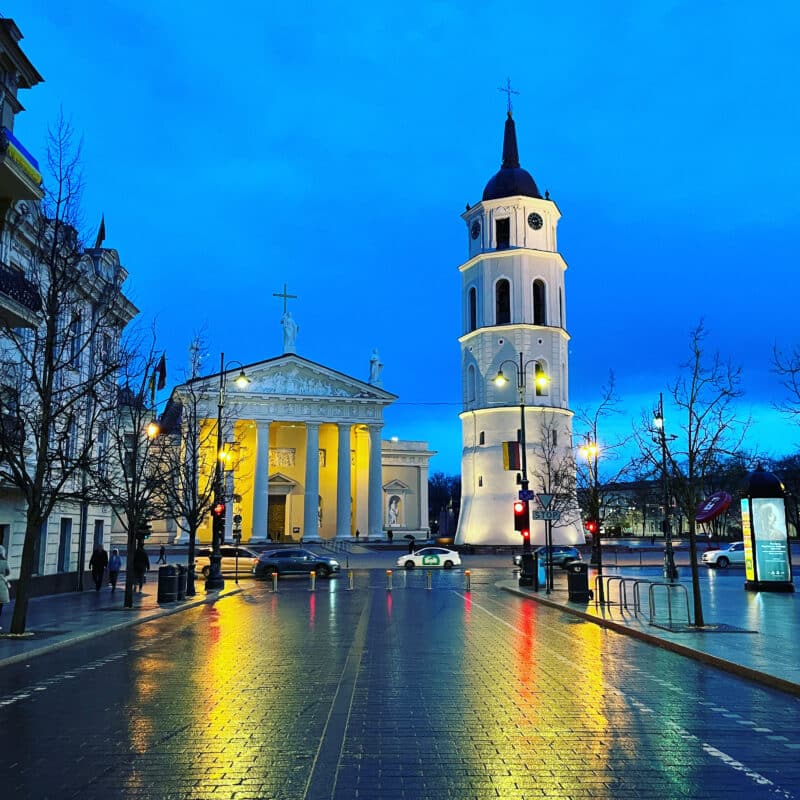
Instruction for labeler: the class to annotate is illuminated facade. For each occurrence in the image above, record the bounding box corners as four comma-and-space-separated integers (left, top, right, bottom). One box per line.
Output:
454, 111, 581, 546
169, 352, 434, 544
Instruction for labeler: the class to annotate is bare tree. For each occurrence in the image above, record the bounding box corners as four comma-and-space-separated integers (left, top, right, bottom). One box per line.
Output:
634, 322, 746, 627
158, 337, 223, 595
529, 411, 579, 591
574, 373, 635, 563
0, 115, 134, 633
93, 336, 168, 609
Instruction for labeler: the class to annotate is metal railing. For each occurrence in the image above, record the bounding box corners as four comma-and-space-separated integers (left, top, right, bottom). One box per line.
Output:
0, 263, 41, 313
648, 582, 691, 629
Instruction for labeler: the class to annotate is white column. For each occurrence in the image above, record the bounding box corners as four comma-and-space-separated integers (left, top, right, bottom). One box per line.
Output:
336, 423, 351, 539
304, 422, 320, 540
367, 424, 383, 537
252, 421, 271, 541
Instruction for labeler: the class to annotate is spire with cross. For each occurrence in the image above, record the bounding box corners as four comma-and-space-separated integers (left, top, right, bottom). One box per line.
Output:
497, 77, 519, 114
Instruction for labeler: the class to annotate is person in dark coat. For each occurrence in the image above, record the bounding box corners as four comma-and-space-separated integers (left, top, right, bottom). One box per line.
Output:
108, 548, 122, 593
89, 545, 108, 591
157, 545, 167, 564
0, 545, 10, 630
407, 536, 415, 554
133, 545, 150, 591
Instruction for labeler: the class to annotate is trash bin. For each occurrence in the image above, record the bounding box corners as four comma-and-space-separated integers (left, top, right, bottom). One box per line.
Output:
519, 552, 544, 592
566, 561, 591, 602
176, 564, 187, 601
157, 564, 178, 603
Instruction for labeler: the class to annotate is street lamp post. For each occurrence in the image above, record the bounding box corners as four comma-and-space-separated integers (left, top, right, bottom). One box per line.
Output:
205, 352, 249, 592
579, 437, 603, 604
494, 353, 549, 586
653, 392, 679, 582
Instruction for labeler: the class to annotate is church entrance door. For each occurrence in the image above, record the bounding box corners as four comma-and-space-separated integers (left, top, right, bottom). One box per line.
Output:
268, 496, 286, 542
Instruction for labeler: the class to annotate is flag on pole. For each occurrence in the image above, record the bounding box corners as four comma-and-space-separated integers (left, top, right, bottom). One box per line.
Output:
93, 214, 106, 249
155, 353, 167, 390
148, 372, 156, 408
502, 441, 521, 471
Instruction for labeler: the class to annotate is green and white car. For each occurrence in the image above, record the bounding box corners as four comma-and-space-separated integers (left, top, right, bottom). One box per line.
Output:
397, 547, 461, 570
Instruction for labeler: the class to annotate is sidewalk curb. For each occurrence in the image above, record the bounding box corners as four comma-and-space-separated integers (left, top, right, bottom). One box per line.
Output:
500, 581, 800, 698
0, 587, 243, 669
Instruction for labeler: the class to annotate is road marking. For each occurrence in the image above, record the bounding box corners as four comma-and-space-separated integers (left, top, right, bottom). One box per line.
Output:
474, 590, 800, 795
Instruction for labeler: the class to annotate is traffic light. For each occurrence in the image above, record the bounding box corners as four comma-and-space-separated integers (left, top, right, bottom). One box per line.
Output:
513, 500, 528, 531
212, 501, 226, 519
584, 520, 598, 535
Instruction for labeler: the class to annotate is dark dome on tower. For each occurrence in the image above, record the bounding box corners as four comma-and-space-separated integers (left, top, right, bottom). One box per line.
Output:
482, 112, 542, 202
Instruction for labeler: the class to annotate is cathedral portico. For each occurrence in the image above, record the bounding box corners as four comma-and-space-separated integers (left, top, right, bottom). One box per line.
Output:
170, 351, 432, 546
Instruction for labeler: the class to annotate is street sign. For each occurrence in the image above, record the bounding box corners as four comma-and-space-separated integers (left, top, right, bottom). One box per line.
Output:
537, 493, 554, 509
532, 510, 560, 521
518, 490, 535, 501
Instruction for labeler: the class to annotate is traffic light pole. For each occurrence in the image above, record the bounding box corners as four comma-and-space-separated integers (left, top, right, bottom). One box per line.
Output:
205, 352, 226, 592
515, 353, 536, 586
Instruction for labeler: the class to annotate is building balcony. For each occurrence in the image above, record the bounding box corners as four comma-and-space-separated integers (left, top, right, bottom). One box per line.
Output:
0, 261, 41, 327
0, 127, 43, 201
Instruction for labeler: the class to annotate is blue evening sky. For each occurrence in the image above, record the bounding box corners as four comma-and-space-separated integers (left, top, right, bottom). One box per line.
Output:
10, 1, 800, 477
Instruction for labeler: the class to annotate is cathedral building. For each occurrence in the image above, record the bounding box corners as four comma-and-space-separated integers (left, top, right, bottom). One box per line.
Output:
454, 111, 581, 547
165, 322, 434, 546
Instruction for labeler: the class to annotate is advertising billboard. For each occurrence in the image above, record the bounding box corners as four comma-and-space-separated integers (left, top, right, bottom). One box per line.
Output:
751, 497, 791, 582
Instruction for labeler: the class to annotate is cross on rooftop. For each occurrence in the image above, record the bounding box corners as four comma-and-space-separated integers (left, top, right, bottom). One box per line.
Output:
273, 283, 297, 313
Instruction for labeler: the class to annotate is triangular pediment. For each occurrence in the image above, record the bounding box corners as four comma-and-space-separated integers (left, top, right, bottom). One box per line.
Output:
269, 472, 296, 487
181, 354, 396, 403
383, 479, 411, 493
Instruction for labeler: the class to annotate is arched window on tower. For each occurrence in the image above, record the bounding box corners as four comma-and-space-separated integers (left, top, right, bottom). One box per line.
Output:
468, 287, 477, 332
559, 288, 564, 327
495, 279, 510, 325
467, 365, 476, 404
535, 361, 549, 397
533, 280, 547, 326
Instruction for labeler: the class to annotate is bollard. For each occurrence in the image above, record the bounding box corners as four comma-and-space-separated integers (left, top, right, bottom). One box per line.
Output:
348, 569, 354, 591
426, 570, 432, 590
386, 569, 393, 591
309, 570, 316, 592
272, 572, 278, 593
465, 570, 471, 591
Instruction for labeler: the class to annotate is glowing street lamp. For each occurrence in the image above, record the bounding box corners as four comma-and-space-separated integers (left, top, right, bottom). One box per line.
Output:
206, 354, 249, 592
653, 393, 679, 582
494, 352, 549, 587
579, 437, 604, 604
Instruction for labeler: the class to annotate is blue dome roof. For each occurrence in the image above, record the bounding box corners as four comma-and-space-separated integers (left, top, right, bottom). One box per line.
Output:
482, 112, 542, 202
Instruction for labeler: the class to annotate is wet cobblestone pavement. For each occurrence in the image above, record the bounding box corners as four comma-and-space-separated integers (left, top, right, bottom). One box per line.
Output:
2, 568, 800, 799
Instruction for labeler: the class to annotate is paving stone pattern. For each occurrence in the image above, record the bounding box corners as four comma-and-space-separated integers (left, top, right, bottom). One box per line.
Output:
1, 569, 799, 799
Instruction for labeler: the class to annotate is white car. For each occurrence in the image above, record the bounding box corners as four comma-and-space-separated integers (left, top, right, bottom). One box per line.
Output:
396, 547, 461, 570
195, 546, 260, 576
701, 542, 746, 569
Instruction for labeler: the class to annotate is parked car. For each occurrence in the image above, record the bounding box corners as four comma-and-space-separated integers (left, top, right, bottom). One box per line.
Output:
701, 541, 746, 569
195, 546, 260, 577
513, 546, 581, 568
397, 547, 461, 570
253, 548, 340, 579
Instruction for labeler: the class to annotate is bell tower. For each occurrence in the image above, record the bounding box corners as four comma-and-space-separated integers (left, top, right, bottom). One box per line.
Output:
454, 110, 581, 547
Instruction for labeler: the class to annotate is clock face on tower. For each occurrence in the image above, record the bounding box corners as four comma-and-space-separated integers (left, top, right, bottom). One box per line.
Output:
470, 220, 481, 240
527, 212, 543, 230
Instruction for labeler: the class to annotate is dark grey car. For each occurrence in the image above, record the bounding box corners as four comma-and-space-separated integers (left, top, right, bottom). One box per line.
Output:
253, 548, 341, 579
513, 545, 581, 568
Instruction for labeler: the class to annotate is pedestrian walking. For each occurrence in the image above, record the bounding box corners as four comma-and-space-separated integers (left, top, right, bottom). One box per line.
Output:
133, 544, 150, 591
0, 545, 10, 630
407, 536, 415, 554
88, 544, 108, 591
387, 529, 393, 544
108, 548, 122, 593
157, 545, 167, 564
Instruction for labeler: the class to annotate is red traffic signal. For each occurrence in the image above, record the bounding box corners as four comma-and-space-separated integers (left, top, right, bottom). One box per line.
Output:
513, 499, 529, 532
212, 502, 226, 518
584, 520, 598, 534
